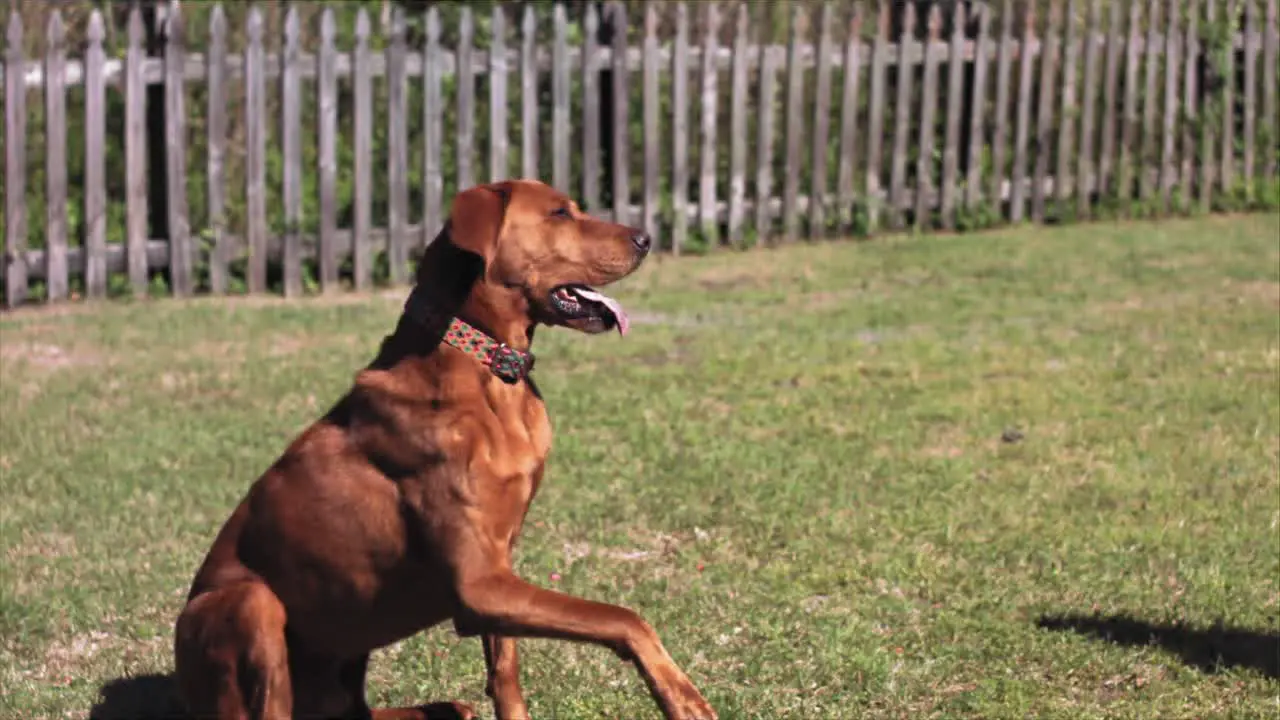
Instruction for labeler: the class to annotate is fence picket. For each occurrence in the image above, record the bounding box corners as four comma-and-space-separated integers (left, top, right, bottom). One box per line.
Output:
387, 7, 409, 284
1242, 0, 1259, 189
990, 0, 1015, 211
352, 9, 372, 289
317, 7, 338, 290
1011, 3, 1036, 222
583, 5, 600, 212
457, 9, 475, 191
727, 3, 748, 247
1098, 0, 1124, 196
423, 8, 444, 243
84, 11, 106, 299
611, 1, 631, 226
782, 4, 806, 240
207, 6, 229, 294
552, 4, 570, 194
699, 1, 720, 244
672, 2, 690, 253
643, 2, 660, 238
1221, 0, 1238, 191
44, 11, 69, 302
1056, 0, 1079, 210
1200, 0, 1217, 210
837, 4, 865, 231
889, 3, 916, 228
489, 6, 508, 183
245, 8, 267, 293
916, 6, 943, 226
1181, 0, 1201, 209
966, 3, 992, 211
4, 10, 26, 306
941, 2, 966, 229
754, 10, 777, 244
1078, 0, 1102, 215
1160, 0, 1181, 212
808, 2, 834, 238
521, 6, 538, 180
281, 6, 303, 297
1140, 0, 1161, 204
1265, 0, 1278, 181
865, 2, 891, 231
1119, 2, 1141, 205
1032, 1, 1061, 223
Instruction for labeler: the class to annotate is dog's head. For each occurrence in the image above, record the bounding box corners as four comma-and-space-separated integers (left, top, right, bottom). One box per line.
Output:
420, 180, 651, 337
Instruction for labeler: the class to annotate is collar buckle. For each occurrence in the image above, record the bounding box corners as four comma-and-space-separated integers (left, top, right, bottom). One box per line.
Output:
489, 343, 532, 384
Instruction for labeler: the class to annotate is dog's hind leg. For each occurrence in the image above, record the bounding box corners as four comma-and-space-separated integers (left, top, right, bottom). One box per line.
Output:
174, 581, 292, 720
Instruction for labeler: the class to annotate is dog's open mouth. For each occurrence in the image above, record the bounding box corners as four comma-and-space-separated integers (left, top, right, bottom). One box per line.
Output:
549, 284, 630, 336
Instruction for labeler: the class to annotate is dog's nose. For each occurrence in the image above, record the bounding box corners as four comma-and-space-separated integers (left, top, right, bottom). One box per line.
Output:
631, 231, 652, 255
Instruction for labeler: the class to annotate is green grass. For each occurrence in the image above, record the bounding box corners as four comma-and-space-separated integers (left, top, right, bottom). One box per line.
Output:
2, 214, 1278, 719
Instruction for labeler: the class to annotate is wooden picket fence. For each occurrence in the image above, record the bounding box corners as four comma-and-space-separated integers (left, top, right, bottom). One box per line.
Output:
2, 1, 1278, 307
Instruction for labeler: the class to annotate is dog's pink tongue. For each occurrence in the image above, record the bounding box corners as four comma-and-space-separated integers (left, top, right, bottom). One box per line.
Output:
574, 288, 630, 336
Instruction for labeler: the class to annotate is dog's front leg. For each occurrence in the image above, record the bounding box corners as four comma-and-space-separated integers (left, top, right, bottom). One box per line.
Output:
482, 634, 528, 720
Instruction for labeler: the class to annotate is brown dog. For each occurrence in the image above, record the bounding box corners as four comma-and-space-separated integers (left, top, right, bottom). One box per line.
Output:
173, 180, 717, 720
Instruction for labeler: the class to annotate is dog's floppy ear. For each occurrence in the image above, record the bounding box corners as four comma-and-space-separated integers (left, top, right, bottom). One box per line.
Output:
446, 182, 512, 265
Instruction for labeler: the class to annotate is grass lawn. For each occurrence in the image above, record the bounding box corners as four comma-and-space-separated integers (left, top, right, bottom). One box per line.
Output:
1, 214, 1278, 719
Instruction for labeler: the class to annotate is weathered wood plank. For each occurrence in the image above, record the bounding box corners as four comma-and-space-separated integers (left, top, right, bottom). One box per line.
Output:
125, 6, 149, 295
1077, 0, 1103, 215
782, 4, 806, 240
865, 1, 891, 231
490, 6, 508, 183
207, 5, 229, 294
1055, 0, 1080, 210
521, 5, 538, 180
245, 7, 267, 293
4, 11, 27, 306
754, 7, 777, 244
989, 0, 1015, 214
1031, 1, 1060, 222
165, 3, 191, 297
552, 4, 570, 193
457, 8, 475, 191
1265, 0, 1278, 180
1139, 0, 1161, 203
965, 2, 992, 211
582, 4, 600, 210
1160, 0, 1181, 212
423, 7, 444, 245
727, 3, 749, 247
1180, 0, 1201, 208
889, 2, 916, 228
941, 2, 966, 228
699, 1, 720, 244
1221, 0, 1238, 191
83, 10, 107, 299
317, 7, 338, 291
916, 6, 943, 225
1200, 0, 1218, 211
611, 1, 630, 227
1010, 2, 1036, 222
281, 6, 303, 297
352, 9, 372, 289
1118, 2, 1142, 205
836, 4, 865, 230
44, 11, 68, 302
1098, 0, 1124, 196
643, 1, 660, 239
672, 2, 689, 253
1242, 0, 1258, 188
808, 2, 834, 238
387, 7, 409, 285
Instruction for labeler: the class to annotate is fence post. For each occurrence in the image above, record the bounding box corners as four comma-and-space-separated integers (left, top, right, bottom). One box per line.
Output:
84, 10, 107, 300
1119, 2, 1142, 207
457, 8, 476, 192
966, 3, 993, 213
1160, 0, 1182, 213
489, 6, 509, 183
672, 2, 690, 253
423, 7, 444, 247
782, 3, 806, 241
552, 4, 570, 194
352, 9, 372, 290
582, 5, 601, 212
1264, 0, 1278, 182
164, 2, 191, 297
990, 0, 1015, 213
889, 2, 916, 229
1011, 2, 1035, 222
1220, 0, 1238, 193
45, 10, 69, 302
5, 10, 26, 307
1200, 0, 1218, 211
1140, 0, 1162, 205
611, 1, 631, 227
865, 1, 890, 232
1078, 0, 1103, 215
521, 5, 538, 181
207, 5, 229, 294
1098, 0, 1124, 199
1056, 0, 1080, 211
387, 6, 409, 285
643, 1, 661, 240
1242, 0, 1259, 192
941, 2, 966, 230
1032, 1, 1061, 223
1181, 0, 1202, 210
699, 1, 721, 244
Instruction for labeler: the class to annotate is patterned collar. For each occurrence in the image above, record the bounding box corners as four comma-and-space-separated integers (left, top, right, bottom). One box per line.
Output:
403, 288, 535, 385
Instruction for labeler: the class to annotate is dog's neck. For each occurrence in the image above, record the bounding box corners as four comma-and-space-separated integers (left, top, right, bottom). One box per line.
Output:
402, 283, 536, 384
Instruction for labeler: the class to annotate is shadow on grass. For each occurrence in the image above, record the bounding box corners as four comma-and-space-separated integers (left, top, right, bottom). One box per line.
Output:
89, 673, 185, 720
1037, 613, 1280, 679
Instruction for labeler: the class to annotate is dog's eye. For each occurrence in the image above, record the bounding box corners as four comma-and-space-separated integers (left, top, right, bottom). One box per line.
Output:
550, 206, 572, 219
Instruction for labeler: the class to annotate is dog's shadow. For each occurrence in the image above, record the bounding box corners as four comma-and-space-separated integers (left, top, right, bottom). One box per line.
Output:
89, 673, 185, 720
1037, 612, 1280, 679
